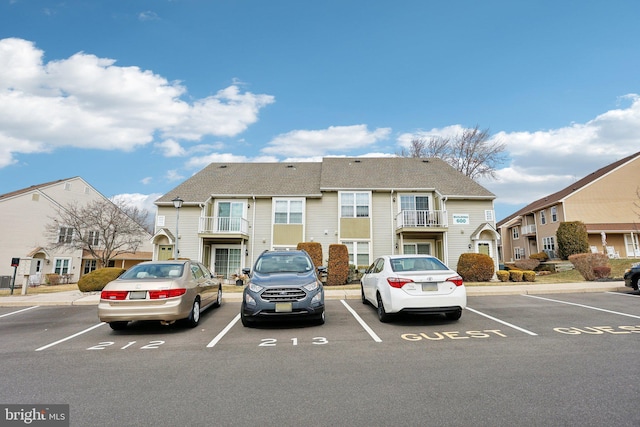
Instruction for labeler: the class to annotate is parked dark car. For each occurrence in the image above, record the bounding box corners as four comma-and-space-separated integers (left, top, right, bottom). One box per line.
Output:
623, 263, 640, 291
240, 250, 326, 327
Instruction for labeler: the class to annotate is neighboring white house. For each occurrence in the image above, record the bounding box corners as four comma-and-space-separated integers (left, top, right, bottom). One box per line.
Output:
0, 177, 152, 289
152, 157, 499, 280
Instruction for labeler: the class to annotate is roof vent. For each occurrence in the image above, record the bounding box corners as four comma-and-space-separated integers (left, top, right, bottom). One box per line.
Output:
354, 159, 361, 163
422, 159, 429, 163
219, 165, 227, 168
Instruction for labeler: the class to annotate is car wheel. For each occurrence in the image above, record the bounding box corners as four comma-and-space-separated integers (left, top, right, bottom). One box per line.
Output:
445, 309, 462, 321
213, 287, 222, 308
361, 285, 368, 305
314, 310, 326, 325
108, 321, 128, 331
185, 298, 201, 328
376, 293, 391, 323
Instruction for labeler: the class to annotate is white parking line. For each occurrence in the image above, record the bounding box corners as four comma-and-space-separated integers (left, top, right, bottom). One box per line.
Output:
466, 307, 538, 336
35, 323, 106, 351
606, 291, 640, 298
524, 294, 640, 319
206, 313, 241, 348
340, 300, 382, 342
0, 306, 39, 318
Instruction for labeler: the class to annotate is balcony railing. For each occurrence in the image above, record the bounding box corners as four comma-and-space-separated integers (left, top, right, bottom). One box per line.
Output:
521, 224, 537, 235
199, 216, 249, 234
396, 210, 447, 228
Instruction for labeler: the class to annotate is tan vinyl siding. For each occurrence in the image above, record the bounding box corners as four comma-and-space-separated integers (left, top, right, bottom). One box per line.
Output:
273, 224, 304, 245
446, 199, 495, 268
340, 218, 371, 239
564, 159, 640, 223
371, 192, 394, 258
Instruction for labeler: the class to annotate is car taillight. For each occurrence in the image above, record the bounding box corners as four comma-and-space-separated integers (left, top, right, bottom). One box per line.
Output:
101, 290, 128, 300
387, 277, 414, 288
148, 288, 187, 299
447, 276, 464, 287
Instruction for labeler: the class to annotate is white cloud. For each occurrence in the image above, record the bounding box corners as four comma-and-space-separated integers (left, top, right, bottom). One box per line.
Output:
166, 170, 185, 182
262, 124, 391, 157
0, 38, 274, 168
155, 139, 186, 157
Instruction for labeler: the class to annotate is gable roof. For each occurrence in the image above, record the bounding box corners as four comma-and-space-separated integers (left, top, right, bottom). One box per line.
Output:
497, 151, 640, 227
0, 177, 78, 201
156, 157, 495, 205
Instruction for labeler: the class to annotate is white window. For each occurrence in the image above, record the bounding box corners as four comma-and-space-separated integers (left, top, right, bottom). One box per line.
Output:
540, 210, 547, 225
54, 258, 71, 274
341, 192, 370, 218
551, 206, 558, 222
274, 199, 303, 224
88, 231, 100, 245
58, 227, 73, 243
343, 241, 370, 266
514, 247, 525, 260
485, 210, 494, 222
512, 227, 519, 240
83, 260, 97, 274
403, 243, 432, 255
64, 182, 71, 191
156, 215, 165, 227
217, 201, 244, 231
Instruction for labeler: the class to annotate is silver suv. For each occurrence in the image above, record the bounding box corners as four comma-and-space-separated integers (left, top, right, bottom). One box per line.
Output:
240, 250, 326, 327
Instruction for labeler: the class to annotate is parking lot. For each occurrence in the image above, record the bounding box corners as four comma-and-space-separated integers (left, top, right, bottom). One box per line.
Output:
1, 291, 639, 426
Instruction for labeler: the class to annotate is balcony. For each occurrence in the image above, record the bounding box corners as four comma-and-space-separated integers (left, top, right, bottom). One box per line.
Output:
199, 216, 249, 236
521, 224, 537, 235
396, 210, 447, 229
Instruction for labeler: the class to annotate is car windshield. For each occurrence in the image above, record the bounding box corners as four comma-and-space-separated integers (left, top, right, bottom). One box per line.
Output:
390, 257, 448, 272
254, 254, 312, 274
120, 263, 185, 280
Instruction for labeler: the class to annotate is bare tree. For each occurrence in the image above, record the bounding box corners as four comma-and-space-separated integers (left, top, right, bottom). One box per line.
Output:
46, 199, 151, 268
399, 125, 507, 181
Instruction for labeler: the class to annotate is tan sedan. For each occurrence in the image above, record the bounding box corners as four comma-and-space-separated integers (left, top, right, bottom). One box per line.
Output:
98, 260, 222, 330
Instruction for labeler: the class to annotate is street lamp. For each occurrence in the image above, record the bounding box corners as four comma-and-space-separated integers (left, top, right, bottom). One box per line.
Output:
172, 196, 183, 260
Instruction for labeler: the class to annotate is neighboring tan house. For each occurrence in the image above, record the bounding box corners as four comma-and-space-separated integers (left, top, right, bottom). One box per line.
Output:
152, 157, 499, 280
497, 151, 640, 262
0, 177, 152, 289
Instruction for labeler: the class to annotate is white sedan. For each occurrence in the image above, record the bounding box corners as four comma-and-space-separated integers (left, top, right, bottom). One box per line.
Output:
360, 255, 466, 322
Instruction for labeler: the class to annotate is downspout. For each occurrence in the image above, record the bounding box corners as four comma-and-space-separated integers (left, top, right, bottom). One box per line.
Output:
251, 195, 256, 266
198, 203, 205, 263
442, 196, 448, 264
390, 190, 395, 254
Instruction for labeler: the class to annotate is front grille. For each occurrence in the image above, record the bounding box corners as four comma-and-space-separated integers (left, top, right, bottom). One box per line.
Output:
261, 287, 306, 302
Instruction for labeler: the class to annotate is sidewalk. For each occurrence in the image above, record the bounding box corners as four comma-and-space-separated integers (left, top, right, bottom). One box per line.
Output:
0, 281, 629, 307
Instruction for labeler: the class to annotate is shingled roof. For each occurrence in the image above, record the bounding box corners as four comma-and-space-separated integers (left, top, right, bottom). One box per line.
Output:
0, 177, 78, 200
155, 157, 494, 205
497, 151, 640, 227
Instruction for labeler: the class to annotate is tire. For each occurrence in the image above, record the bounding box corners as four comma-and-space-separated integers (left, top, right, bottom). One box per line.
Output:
213, 286, 222, 308
185, 298, 201, 328
108, 321, 128, 331
445, 309, 462, 321
376, 293, 391, 323
314, 310, 326, 325
361, 285, 368, 305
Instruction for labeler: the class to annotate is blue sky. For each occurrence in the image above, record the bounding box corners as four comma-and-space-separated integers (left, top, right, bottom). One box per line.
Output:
1, 0, 639, 221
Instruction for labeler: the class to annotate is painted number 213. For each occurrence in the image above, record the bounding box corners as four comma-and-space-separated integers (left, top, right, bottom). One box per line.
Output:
259, 337, 328, 346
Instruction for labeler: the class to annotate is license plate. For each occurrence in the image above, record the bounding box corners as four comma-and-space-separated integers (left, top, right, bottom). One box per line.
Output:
129, 291, 147, 299
421, 282, 438, 292
275, 302, 293, 312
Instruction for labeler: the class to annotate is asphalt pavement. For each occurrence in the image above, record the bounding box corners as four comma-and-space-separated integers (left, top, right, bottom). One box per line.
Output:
0, 281, 629, 307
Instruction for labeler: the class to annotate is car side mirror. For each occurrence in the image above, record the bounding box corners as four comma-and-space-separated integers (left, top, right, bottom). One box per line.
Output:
317, 266, 327, 276
242, 267, 251, 275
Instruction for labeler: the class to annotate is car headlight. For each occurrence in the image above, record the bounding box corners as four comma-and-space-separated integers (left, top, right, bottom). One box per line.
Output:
303, 281, 319, 292
248, 282, 263, 293
244, 293, 256, 305
311, 292, 322, 304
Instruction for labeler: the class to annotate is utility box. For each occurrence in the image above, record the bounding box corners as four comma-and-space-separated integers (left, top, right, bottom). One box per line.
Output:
0, 276, 11, 289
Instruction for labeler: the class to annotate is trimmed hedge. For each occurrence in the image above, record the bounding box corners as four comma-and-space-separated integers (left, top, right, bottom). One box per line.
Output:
568, 253, 610, 281
77, 267, 126, 292
457, 253, 494, 282
326, 244, 349, 286
297, 242, 323, 268
497, 270, 510, 282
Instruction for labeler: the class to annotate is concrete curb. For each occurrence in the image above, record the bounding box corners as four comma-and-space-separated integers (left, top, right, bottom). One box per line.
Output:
0, 281, 630, 307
